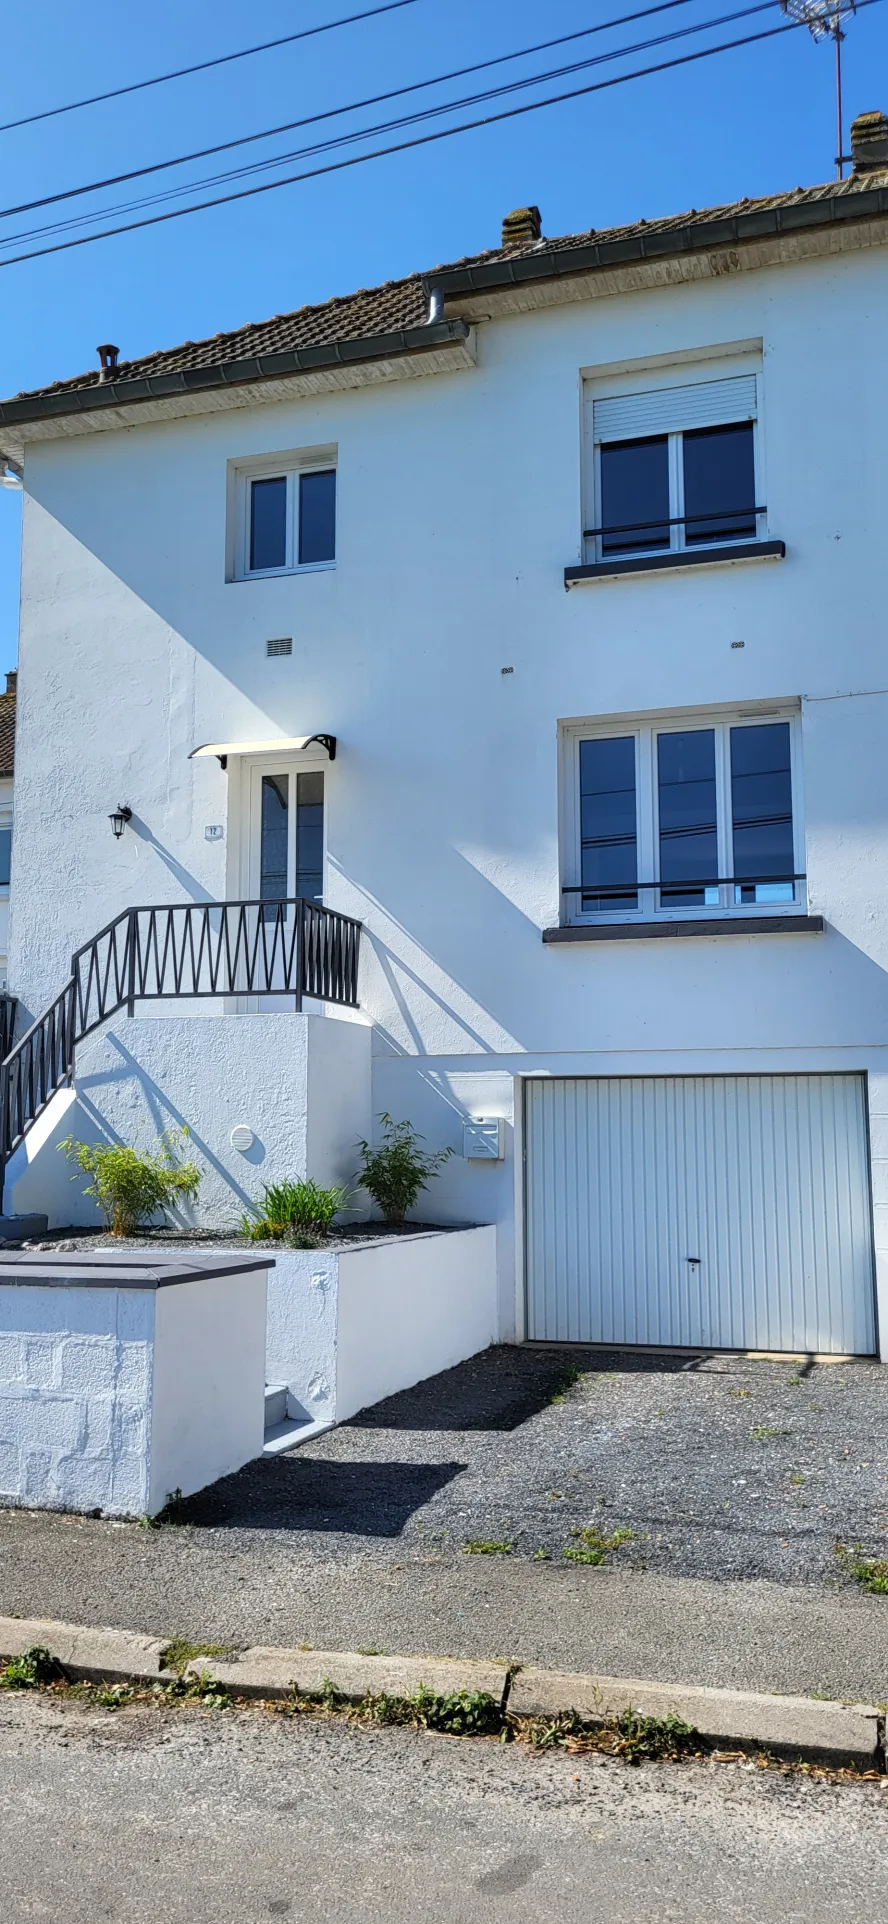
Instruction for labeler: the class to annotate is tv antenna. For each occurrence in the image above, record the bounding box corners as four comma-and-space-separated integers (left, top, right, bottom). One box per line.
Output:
780, 0, 857, 175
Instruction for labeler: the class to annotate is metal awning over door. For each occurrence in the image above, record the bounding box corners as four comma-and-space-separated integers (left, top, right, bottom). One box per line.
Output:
524, 1073, 876, 1355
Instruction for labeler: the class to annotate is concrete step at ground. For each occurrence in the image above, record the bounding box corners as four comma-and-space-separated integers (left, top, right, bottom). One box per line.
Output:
264, 1384, 288, 1431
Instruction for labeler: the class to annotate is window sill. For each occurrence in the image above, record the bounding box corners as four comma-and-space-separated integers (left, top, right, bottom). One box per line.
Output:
543, 914, 823, 944
230, 561, 336, 583
564, 539, 785, 588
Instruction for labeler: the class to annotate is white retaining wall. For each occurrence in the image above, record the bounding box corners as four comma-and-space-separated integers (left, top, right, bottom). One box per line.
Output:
265, 1225, 498, 1426
6, 1010, 371, 1231
0, 1262, 268, 1516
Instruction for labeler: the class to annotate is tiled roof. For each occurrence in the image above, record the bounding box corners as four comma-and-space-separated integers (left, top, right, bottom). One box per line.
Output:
0, 689, 16, 778
10, 169, 888, 403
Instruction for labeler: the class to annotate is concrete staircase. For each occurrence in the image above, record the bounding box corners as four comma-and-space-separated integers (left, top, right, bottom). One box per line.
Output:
263, 1382, 334, 1456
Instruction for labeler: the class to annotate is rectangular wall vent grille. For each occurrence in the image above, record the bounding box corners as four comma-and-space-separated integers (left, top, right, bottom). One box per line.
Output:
266, 636, 293, 657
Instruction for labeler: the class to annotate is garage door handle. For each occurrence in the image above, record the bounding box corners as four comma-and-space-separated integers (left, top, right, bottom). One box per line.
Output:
687, 1256, 701, 1265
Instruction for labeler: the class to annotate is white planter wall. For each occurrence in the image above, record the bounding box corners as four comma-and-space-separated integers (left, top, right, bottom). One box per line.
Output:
265, 1226, 498, 1426
0, 1254, 269, 1517
6, 1010, 371, 1231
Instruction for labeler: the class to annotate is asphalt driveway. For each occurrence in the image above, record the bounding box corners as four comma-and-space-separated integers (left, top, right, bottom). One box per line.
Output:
178, 1343, 888, 1587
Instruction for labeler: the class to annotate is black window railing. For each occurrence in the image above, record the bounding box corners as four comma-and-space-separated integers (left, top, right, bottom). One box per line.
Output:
583, 505, 766, 541
0, 897, 362, 1172
564, 872, 805, 900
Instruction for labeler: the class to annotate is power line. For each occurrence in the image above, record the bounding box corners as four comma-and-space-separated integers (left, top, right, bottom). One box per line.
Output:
0, 11, 870, 270
0, 0, 790, 248
0, 0, 422, 137
1, 0, 704, 221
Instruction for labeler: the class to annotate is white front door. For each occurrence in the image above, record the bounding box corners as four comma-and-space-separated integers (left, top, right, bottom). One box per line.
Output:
524, 1073, 877, 1355
242, 759, 326, 1005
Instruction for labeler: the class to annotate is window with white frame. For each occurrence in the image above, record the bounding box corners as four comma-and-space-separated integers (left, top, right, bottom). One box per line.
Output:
562, 709, 803, 922
231, 451, 336, 579
583, 371, 763, 563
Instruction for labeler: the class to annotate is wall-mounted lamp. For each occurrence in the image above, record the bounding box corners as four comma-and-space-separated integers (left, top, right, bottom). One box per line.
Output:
109, 805, 132, 840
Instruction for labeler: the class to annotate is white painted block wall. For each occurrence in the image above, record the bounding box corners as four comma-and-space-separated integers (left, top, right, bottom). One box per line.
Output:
0, 1263, 268, 1517
0, 1284, 153, 1515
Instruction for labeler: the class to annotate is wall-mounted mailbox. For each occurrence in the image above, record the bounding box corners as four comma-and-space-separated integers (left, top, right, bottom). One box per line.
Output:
462, 1117, 505, 1161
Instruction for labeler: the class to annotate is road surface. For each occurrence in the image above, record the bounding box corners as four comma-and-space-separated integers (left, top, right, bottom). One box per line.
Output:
0, 1691, 884, 1921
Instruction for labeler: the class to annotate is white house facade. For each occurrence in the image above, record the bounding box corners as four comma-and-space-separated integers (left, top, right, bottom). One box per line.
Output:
3, 111, 888, 1361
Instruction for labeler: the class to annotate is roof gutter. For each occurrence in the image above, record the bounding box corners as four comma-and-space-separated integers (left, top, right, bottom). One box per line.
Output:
0, 318, 471, 433
420, 184, 888, 299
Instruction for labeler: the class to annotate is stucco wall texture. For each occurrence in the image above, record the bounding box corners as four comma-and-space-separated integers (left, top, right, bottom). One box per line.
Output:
265, 1226, 498, 1426
7, 1011, 372, 1231
0, 1268, 267, 1517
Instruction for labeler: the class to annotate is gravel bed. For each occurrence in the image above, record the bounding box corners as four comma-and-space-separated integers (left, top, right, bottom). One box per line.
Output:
15, 1221, 460, 1252
171, 1344, 888, 1587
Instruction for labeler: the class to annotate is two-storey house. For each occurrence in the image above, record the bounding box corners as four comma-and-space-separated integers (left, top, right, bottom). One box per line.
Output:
3, 109, 888, 1362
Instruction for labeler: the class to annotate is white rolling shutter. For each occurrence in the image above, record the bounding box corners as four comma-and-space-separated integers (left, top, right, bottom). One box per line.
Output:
590, 373, 757, 443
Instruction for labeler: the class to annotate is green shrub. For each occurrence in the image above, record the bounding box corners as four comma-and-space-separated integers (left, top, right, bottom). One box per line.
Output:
356, 1113, 453, 1224
61, 1128, 201, 1237
242, 1178, 349, 1243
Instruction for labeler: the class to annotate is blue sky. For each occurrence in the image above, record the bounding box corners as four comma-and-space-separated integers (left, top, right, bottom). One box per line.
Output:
1, 0, 885, 671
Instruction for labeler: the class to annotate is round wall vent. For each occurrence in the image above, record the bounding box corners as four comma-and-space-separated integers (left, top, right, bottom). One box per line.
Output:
230, 1125, 254, 1153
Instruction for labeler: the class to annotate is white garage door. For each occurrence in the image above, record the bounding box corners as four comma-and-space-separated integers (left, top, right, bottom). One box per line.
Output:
524, 1074, 876, 1355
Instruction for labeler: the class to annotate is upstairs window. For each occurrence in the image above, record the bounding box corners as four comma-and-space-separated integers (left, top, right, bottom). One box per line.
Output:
564, 710, 802, 923
231, 451, 337, 580
584, 371, 762, 563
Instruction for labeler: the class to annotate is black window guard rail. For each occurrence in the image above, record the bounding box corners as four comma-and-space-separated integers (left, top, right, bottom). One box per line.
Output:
0, 897, 361, 1173
564, 872, 805, 896
582, 505, 766, 540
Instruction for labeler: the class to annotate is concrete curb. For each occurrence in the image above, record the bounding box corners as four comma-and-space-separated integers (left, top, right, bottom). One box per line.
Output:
507, 1666, 885, 1765
0, 1616, 882, 1766
0, 1616, 169, 1684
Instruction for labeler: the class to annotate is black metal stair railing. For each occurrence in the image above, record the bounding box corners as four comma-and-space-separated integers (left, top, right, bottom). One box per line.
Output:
0, 897, 362, 1171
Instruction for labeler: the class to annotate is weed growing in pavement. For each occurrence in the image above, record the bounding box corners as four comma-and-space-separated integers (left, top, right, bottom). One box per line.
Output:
532, 1549, 552, 1560
140, 1488, 189, 1528
835, 1543, 888, 1595
359, 1685, 504, 1737
0, 1646, 64, 1689
549, 1368, 585, 1405
750, 1426, 791, 1441
463, 1539, 514, 1556
159, 1639, 233, 1674
521, 1707, 697, 1764
562, 1525, 633, 1567
729, 1389, 752, 1400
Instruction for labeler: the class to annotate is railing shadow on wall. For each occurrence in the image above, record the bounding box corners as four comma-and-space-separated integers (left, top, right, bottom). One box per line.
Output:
0, 898, 362, 1183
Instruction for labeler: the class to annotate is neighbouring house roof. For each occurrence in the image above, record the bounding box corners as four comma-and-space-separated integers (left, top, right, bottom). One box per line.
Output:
2, 168, 887, 439
0, 679, 16, 779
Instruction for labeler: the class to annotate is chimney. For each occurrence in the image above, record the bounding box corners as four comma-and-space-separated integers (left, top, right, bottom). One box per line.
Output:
5, 671, 16, 696
850, 110, 888, 173
96, 343, 120, 382
501, 206, 542, 251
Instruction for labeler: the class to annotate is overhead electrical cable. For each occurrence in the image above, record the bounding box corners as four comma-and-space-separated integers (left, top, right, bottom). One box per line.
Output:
0, 10, 876, 270
0, 0, 794, 249
1, 0, 704, 220
0, 0, 422, 136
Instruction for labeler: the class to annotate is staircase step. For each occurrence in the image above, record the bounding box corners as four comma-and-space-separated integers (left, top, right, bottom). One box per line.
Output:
262, 1413, 336, 1456
264, 1383, 289, 1430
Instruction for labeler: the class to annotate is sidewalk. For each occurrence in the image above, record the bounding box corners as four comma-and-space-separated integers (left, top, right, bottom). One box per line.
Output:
1, 1512, 885, 1702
